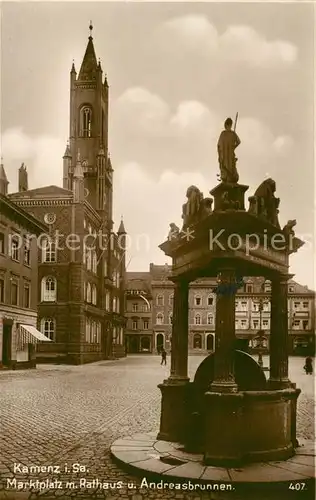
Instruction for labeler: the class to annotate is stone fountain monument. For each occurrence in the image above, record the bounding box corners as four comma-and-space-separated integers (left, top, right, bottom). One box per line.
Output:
111, 118, 315, 485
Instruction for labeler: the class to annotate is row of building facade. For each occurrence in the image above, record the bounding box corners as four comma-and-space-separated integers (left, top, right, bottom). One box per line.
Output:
125, 264, 316, 356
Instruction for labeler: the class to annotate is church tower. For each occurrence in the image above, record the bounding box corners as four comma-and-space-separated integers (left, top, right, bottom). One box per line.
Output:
64, 23, 113, 230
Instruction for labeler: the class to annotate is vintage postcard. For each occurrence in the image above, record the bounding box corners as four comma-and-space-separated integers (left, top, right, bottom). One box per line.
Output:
0, 1, 315, 499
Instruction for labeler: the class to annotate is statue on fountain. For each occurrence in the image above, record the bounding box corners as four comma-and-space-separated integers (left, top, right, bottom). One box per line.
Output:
217, 115, 241, 184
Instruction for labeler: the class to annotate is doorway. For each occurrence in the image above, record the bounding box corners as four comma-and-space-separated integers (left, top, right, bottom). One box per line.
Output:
206, 334, 214, 351
156, 333, 164, 353
2, 322, 12, 366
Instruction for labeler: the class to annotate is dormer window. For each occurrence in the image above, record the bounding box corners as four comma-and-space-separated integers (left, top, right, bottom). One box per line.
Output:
80, 106, 92, 138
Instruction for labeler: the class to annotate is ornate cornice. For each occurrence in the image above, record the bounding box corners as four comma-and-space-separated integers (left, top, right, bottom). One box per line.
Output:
13, 199, 72, 207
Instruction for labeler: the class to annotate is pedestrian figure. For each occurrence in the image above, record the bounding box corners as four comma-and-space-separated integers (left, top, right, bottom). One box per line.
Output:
303, 356, 313, 375
161, 348, 167, 366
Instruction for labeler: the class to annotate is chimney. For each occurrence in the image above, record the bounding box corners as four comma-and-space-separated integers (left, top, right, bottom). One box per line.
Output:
18, 163, 28, 192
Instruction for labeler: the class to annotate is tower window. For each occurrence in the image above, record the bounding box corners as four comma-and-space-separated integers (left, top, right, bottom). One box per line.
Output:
80, 107, 92, 138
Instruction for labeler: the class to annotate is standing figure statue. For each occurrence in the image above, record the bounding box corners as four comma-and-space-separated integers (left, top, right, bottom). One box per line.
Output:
217, 116, 241, 184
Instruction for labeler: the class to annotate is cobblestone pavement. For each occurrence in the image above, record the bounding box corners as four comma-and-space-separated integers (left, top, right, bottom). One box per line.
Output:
0, 356, 314, 500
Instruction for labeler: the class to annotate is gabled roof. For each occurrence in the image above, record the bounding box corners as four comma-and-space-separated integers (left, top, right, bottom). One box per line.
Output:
9, 185, 73, 200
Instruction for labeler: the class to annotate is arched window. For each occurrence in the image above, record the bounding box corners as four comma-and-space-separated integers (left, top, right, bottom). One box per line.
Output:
86, 249, 92, 271
105, 291, 110, 311
97, 322, 101, 344
86, 283, 92, 303
193, 333, 202, 349
41, 318, 56, 341
92, 252, 97, 273
156, 313, 164, 325
42, 239, 56, 263
169, 294, 174, 306
80, 106, 92, 137
92, 284, 97, 305
194, 313, 201, 325
207, 294, 214, 306
41, 277, 57, 302
156, 294, 164, 306
207, 313, 214, 325
85, 318, 91, 342
194, 295, 202, 306
101, 109, 105, 142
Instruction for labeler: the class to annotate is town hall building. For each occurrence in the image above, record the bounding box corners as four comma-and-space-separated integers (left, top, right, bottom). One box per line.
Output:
9, 25, 126, 364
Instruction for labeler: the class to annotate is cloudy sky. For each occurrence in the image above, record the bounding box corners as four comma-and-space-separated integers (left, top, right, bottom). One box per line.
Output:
1, 2, 315, 288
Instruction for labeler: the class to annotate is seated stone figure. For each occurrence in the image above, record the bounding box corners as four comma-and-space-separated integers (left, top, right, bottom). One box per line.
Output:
167, 223, 180, 241
248, 178, 280, 228
182, 185, 203, 228
182, 186, 213, 229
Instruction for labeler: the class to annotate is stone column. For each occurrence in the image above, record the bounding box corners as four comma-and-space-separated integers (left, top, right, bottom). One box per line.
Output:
157, 278, 190, 442
169, 278, 189, 381
268, 274, 291, 389
210, 268, 238, 393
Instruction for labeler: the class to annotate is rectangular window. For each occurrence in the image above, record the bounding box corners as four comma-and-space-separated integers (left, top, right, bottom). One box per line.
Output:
143, 320, 149, 330
302, 320, 309, 330
11, 236, 20, 261
294, 302, 300, 309
262, 319, 269, 328
253, 319, 259, 329
293, 320, 300, 328
132, 320, 138, 330
0, 277, 4, 302
43, 241, 56, 263
302, 302, 309, 309
207, 296, 213, 306
23, 284, 30, 308
11, 281, 18, 305
0, 232, 4, 254
195, 296, 201, 306
24, 237, 30, 265
132, 303, 138, 312
241, 320, 247, 329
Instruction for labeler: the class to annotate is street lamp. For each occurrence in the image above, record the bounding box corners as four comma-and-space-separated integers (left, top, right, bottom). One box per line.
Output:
252, 292, 269, 370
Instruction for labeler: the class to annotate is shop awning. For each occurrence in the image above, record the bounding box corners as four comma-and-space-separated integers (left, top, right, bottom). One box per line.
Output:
17, 324, 51, 350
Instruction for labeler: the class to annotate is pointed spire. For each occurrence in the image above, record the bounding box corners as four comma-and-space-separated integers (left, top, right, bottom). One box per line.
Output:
0, 156, 9, 196
118, 216, 126, 235
74, 150, 83, 178
78, 22, 98, 80
104, 73, 109, 88
71, 60, 76, 73
97, 144, 105, 157
0, 158, 9, 196
63, 141, 71, 158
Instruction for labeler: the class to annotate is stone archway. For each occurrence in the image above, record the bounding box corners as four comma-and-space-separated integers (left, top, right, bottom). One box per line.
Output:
156, 333, 164, 353
206, 334, 214, 351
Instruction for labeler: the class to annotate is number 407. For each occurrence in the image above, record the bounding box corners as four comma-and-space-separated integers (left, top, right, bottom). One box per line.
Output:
289, 483, 306, 491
